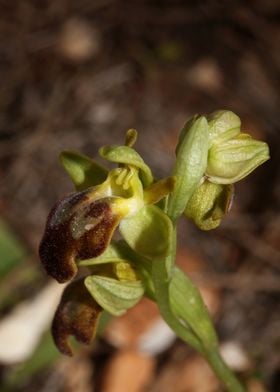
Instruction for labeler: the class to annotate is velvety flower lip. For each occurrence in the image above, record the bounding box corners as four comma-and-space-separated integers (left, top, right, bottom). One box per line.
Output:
39, 190, 120, 283
52, 279, 102, 356
39, 192, 87, 283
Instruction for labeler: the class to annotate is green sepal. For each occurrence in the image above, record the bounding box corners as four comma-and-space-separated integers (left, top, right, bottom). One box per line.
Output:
77, 242, 128, 266
206, 134, 270, 184
170, 267, 218, 350
175, 116, 198, 155
168, 116, 209, 221
78, 241, 155, 299
99, 145, 153, 186
185, 181, 234, 230
60, 150, 108, 191
84, 275, 144, 316
119, 205, 173, 260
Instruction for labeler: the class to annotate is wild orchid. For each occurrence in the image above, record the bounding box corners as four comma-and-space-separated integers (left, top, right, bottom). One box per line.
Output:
39, 111, 269, 391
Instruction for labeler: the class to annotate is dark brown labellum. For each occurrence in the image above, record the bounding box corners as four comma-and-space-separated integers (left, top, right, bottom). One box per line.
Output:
76, 201, 120, 260
52, 279, 102, 356
39, 191, 120, 283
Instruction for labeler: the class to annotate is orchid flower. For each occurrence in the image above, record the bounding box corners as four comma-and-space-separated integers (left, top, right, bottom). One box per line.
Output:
39, 129, 175, 354
39, 114, 269, 392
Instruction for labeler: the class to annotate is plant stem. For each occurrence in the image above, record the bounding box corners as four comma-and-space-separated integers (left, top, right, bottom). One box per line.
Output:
152, 224, 245, 392
203, 350, 245, 392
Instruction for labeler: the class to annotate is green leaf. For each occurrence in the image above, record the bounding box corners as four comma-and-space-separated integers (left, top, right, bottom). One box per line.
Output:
99, 145, 153, 186
119, 205, 173, 260
185, 181, 234, 230
60, 150, 108, 191
85, 275, 144, 316
168, 116, 209, 221
169, 267, 218, 350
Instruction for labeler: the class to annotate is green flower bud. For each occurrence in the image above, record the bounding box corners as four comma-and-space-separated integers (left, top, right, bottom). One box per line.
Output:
207, 110, 241, 146
185, 180, 234, 230
206, 133, 270, 184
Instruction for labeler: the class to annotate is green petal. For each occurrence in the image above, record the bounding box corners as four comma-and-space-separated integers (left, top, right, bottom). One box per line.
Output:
60, 150, 108, 191
119, 205, 173, 260
85, 275, 144, 316
168, 116, 209, 221
125, 129, 138, 147
143, 176, 176, 205
99, 145, 153, 186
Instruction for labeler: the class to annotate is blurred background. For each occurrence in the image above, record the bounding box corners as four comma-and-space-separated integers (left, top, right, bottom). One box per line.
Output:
0, 0, 279, 391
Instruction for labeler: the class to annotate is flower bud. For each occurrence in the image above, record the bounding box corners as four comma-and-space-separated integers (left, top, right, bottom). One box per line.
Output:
206, 133, 270, 184
207, 110, 241, 146
185, 180, 234, 230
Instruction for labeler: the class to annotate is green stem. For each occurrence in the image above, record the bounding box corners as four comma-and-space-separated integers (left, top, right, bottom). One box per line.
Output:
152, 227, 204, 353
152, 225, 245, 392
203, 350, 245, 392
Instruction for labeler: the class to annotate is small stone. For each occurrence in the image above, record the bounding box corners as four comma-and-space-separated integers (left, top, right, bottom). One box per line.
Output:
105, 295, 176, 354
220, 341, 252, 372
101, 350, 155, 392
104, 297, 161, 349
247, 379, 266, 392
152, 354, 219, 392
186, 58, 223, 92
58, 18, 100, 62
0, 282, 65, 364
